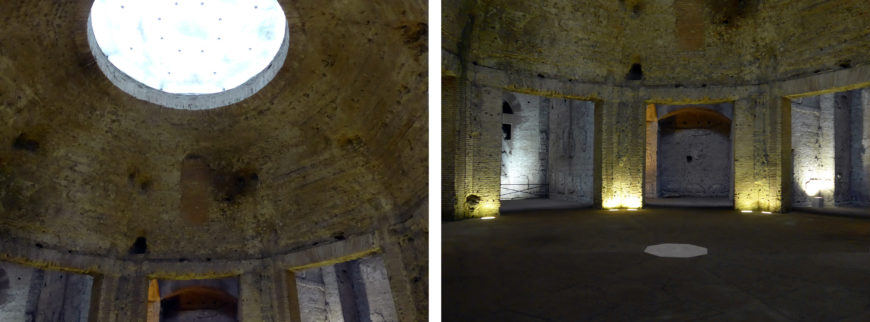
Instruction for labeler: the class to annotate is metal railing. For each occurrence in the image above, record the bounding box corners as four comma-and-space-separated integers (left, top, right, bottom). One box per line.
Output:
500, 184, 548, 200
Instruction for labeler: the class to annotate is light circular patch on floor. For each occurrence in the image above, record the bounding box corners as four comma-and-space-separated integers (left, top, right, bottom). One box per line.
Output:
87, 0, 289, 110
644, 243, 708, 258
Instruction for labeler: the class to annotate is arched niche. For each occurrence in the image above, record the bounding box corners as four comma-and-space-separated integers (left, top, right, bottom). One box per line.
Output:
646, 104, 735, 206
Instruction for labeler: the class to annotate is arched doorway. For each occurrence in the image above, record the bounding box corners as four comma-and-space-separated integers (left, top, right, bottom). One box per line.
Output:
148, 277, 239, 322
645, 103, 734, 207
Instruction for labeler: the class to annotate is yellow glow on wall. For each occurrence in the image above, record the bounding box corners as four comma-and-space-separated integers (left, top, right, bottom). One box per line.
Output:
734, 179, 783, 212
463, 192, 500, 218
603, 193, 642, 209
470, 199, 500, 218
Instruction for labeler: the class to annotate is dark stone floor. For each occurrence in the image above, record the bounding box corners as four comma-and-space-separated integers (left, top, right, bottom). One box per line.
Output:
443, 205, 870, 321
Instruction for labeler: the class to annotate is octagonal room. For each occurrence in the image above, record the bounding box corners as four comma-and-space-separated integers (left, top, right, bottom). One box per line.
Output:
442, 0, 870, 320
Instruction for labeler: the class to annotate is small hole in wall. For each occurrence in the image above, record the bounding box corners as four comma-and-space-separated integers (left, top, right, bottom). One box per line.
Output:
502, 101, 513, 114
502, 124, 512, 140
130, 237, 147, 254
838, 59, 852, 68
626, 63, 643, 81
631, 3, 642, 17
12, 133, 39, 152
686, 155, 693, 163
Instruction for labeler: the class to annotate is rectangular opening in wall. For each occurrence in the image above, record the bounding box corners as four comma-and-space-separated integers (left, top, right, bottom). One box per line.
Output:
644, 102, 735, 208
499, 91, 596, 208
146, 276, 239, 322
502, 124, 511, 140
291, 254, 397, 322
790, 87, 870, 209
0, 261, 94, 322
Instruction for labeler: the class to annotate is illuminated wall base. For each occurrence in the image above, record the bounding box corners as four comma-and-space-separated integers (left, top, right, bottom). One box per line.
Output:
602, 193, 643, 210
463, 194, 500, 218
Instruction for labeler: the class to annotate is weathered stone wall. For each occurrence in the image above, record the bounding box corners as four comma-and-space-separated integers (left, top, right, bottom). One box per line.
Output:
842, 89, 870, 206
0, 262, 34, 321
500, 92, 549, 200
0, 261, 92, 322
599, 90, 645, 209
791, 95, 829, 206
644, 111, 658, 199
834, 92, 853, 206
658, 128, 731, 197
465, 0, 624, 83
656, 104, 733, 199
443, 76, 460, 219
454, 85, 503, 217
295, 255, 397, 322
791, 89, 870, 207
850, 89, 870, 206
445, 69, 870, 217
548, 100, 595, 205
772, 1, 870, 80
441, 0, 475, 56
733, 90, 784, 212
447, 0, 870, 87
296, 266, 337, 322
444, 0, 870, 216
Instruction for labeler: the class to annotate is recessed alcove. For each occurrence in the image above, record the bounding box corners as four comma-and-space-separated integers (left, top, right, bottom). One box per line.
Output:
292, 254, 397, 322
644, 103, 735, 208
146, 276, 239, 322
0, 261, 94, 321
499, 91, 596, 207
790, 87, 870, 210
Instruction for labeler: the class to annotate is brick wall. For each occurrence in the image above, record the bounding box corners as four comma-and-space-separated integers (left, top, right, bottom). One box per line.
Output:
500, 92, 550, 200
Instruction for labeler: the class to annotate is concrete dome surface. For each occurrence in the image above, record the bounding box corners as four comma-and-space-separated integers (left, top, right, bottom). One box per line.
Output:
0, 0, 428, 320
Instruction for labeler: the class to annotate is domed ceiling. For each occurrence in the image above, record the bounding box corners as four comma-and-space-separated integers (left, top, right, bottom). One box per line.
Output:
0, 0, 427, 263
